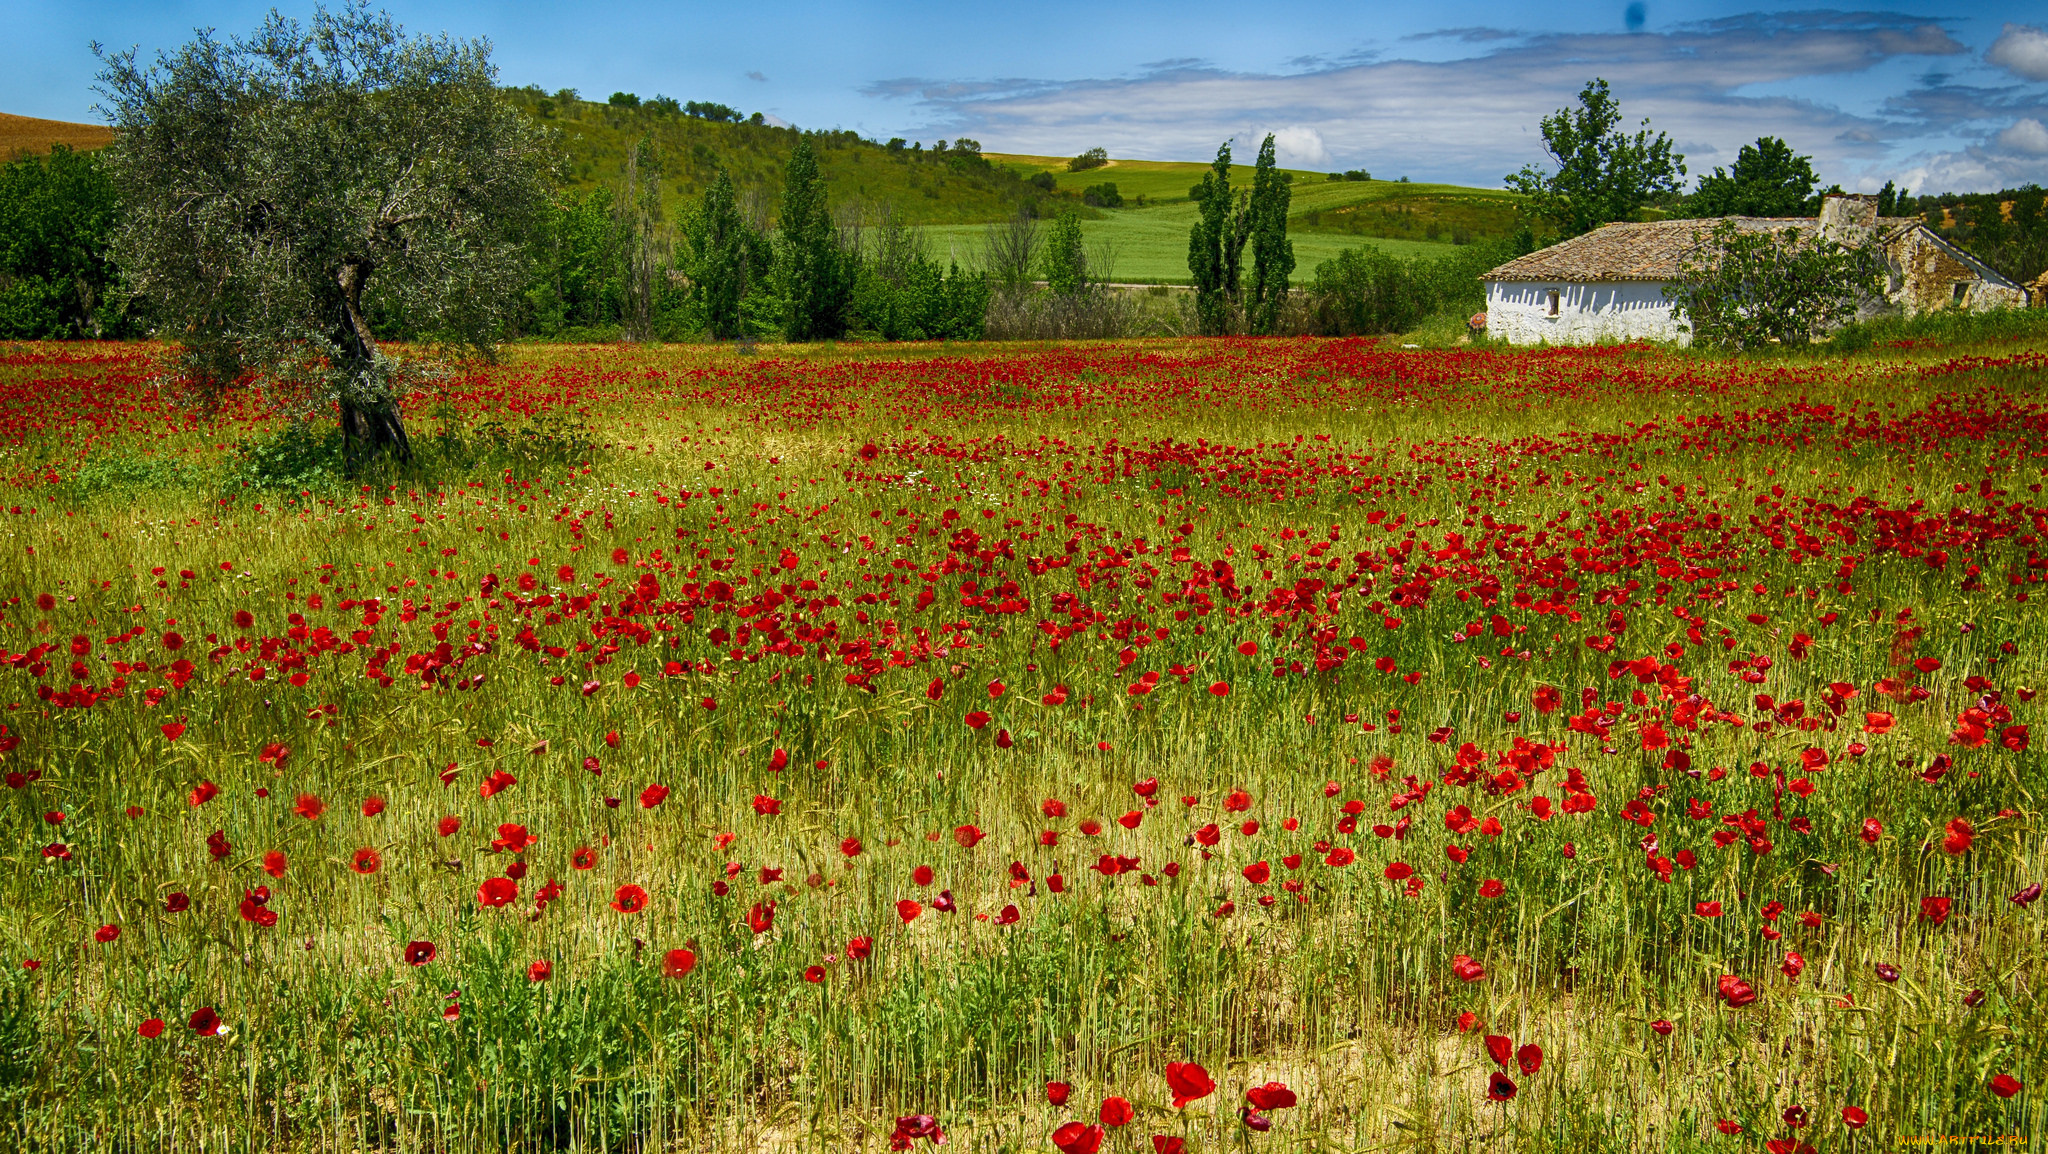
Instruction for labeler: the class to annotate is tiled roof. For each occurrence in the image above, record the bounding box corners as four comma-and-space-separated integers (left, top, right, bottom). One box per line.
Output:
1482, 217, 1918, 283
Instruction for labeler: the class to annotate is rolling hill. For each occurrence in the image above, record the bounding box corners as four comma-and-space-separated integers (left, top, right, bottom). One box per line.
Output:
1, 95, 1523, 285
0, 112, 112, 160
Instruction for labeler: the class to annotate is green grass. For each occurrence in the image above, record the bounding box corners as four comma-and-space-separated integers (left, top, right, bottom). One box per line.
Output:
2, 305, 2045, 1152
926, 200, 1465, 284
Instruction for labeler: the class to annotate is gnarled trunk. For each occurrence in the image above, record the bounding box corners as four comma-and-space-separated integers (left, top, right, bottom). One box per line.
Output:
334, 259, 413, 467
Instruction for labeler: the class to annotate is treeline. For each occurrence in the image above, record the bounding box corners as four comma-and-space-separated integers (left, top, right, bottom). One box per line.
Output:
1911, 188, 2048, 288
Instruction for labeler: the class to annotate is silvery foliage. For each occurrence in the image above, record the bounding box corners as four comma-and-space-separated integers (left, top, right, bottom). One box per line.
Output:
92, 2, 553, 415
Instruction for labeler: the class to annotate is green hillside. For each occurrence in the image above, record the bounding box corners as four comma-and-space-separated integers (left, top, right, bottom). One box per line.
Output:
509, 89, 1095, 227
515, 94, 1518, 283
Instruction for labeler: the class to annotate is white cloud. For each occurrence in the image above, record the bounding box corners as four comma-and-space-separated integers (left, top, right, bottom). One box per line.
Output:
1986, 24, 2048, 83
1994, 117, 2048, 156
1267, 125, 1330, 167
873, 12, 1973, 188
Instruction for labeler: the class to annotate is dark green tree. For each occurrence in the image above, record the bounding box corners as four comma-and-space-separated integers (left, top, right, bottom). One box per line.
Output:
0, 145, 124, 339
93, 2, 552, 463
1244, 135, 1296, 335
1687, 137, 1821, 218
683, 171, 767, 339
1187, 142, 1249, 334
777, 137, 848, 340
1505, 79, 1685, 239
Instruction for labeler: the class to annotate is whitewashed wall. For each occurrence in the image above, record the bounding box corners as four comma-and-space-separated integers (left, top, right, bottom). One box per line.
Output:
1484, 281, 1689, 346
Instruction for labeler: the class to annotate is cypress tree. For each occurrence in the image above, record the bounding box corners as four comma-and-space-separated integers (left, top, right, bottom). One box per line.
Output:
687, 170, 761, 339
777, 138, 846, 340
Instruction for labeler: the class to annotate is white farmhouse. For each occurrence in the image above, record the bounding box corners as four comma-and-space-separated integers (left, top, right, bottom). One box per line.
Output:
1480, 195, 2027, 346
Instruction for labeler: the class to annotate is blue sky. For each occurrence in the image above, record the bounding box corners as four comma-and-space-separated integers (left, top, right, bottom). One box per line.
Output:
8, 1, 2048, 192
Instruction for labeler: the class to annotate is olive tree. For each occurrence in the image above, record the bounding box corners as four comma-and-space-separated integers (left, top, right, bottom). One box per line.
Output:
93, 2, 552, 463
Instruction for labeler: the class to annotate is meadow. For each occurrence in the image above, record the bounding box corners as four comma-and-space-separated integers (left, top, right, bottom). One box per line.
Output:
1, 332, 2044, 1153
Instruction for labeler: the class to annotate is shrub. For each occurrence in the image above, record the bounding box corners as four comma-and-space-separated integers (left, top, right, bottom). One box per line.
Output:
1067, 147, 1109, 173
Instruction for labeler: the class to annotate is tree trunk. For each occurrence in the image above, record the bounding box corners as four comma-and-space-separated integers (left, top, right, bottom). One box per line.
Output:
334, 260, 413, 467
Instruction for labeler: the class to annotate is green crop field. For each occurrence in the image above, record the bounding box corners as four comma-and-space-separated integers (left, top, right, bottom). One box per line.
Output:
924, 201, 1465, 284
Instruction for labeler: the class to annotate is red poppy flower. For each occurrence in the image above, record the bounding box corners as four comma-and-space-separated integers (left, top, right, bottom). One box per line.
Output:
1451, 954, 1486, 982
188, 780, 220, 807
1695, 901, 1722, 918
94, 924, 120, 944
1716, 974, 1757, 1007
1517, 1043, 1543, 1075
161, 722, 187, 742
2013, 883, 2043, 907
611, 885, 648, 914
839, 836, 863, 857
1098, 1098, 1135, 1128
289, 793, 322, 821
1209, 681, 1230, 696
1990, 1073, 2022, 1098
1457, 1011, 1479, 1032
1920, 896, 1952, 926
528, 960, 552, 982
954, 824, 985, 848
1485, 1034, 1513, 1067
897, 899, 924, 924
477, 877, 519, 908
262, 850, 288, 878
1242, 861, 1271, 884
846, 936, 873, 960
1383, 861, 1411, 881
1486, 1071, 1517, 1101
1942, 817, 1973, 854
1650, 1020, 1673, 1036
138, 1017, 165, 1038
1165, 1060, 1215, 1107
745, 900, 774, 933
1153, 1138, 1186, 1154
188, 1007, 222, 1035
1245, 1081, 1297, 1110
1046, 1081, 1071, 1106
437, 815, 461, 838
804, 965, 826, 983
1714, 1120, 1741, 1136
992, 903, 1021, 925
752, 795, 781, 816
1841, 1106, 1867, 1128
404, 941, 437, 966
768, 747, 788, 771
1051, 1123, 1104, 1154
964, 711, 991, 730
912, 865, 935, 886
663, 948, 696, 978
1478, 879, 1505, 898
639, 784, 670, 809
349, 848, 382, 875
1325, 847, 1357, 867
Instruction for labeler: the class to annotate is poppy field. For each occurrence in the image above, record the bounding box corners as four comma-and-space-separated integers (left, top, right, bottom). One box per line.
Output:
1, 334, 2045, 1152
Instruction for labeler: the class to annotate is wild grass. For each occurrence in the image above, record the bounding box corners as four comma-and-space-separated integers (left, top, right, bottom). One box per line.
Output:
0, 334, 2041, 1152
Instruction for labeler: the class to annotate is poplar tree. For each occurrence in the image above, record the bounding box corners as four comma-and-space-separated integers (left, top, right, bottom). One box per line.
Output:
1187, 142, 1247, 335
1244, 135, 1296, 335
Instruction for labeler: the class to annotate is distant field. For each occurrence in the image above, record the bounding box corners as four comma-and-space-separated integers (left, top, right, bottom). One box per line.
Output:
0, 112, 112, 159
987, 152, 1523, 254
925, 198, 1464, 284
